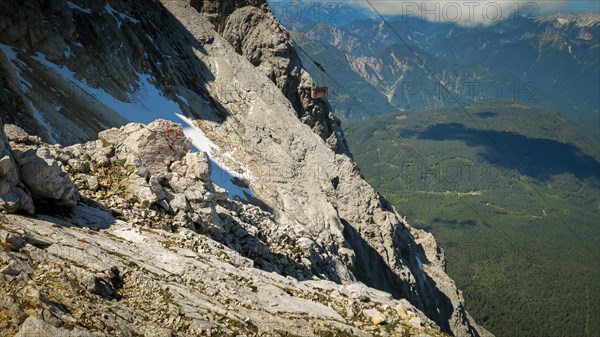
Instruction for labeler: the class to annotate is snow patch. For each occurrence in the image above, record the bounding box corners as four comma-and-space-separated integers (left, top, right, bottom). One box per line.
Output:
0, 43, 17, 61
144, 34, 158, 50
556, 17, 569, 26
416, 256, 423, 271
213, 60, 220, 77
104, 3, 140, 29
175, 114, 255, 200
176, 94, 189, 106
67, 1, 92, 14
64, 46, 73, 58
31, 105, 59, 144
248, 101, 255, 115
223, 150, 235, 160
28, 50, 255, 200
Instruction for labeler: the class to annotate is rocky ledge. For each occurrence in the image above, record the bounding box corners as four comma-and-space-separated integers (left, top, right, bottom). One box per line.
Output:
1, 120, 452, 337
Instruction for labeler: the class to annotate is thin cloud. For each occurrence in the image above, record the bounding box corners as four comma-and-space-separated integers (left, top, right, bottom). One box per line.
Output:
353, 1, 574, 26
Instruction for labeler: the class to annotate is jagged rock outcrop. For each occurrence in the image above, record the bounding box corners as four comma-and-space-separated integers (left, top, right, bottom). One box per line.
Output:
189, 0, 267, 32
221, 5, 350, 155
34, 120, 335, 280
1, 122, 78, 214
62, 120, 241, 237
0, 1, 490, 336
0, 121, 34, 214
1, 125, 453, 337
5, 125, 79, 208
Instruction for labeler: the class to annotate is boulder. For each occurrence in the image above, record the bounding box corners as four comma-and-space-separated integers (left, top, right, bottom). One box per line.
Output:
184, 152, 211, 181
3, 124, 42, 145
363, 308, 386, 325
112, 120, 191, 179
89, 121, 226, 236
15, 316, 100, 337
12, 146, 78, 207
409, 316, 424, 328
395, 303, 410, 321
4, 233, 26, 252
0, 123, 35, 214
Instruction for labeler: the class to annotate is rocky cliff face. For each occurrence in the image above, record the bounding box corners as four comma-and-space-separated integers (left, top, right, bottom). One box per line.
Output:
0, 0, 490, 336
220, 5, 349, 155
190, 0, 267, 32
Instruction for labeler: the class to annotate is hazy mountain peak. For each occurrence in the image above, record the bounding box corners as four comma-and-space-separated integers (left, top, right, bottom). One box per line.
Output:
538, 10, 600, 27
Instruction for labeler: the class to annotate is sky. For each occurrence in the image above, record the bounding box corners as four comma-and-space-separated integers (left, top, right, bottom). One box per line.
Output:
568, 0, 600, 11
358, 0, 600, 25
268, 0, 600, 26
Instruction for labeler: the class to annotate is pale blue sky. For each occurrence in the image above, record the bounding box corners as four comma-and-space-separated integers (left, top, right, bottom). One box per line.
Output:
568, 0, 600, 11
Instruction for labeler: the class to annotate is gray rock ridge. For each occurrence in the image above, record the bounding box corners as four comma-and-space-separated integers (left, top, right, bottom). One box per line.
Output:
170, 3, 486, 336
0, 210, 452, 337
1, 123, 451, 336
13, 119, 338, 280
189, 0, 268, 33
220, 5, 351, 156
0, 119, 485, 336
0, 1, 490, 336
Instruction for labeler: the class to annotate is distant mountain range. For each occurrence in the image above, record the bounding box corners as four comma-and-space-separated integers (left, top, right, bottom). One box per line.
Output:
284, 10, 600, 119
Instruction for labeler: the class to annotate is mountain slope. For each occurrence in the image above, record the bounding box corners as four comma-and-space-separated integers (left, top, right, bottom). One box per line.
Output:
0, 0, 489, 336
0, 119, 459, 337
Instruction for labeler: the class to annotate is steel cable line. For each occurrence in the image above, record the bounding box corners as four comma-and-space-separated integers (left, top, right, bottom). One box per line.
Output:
290, 36, 546, 272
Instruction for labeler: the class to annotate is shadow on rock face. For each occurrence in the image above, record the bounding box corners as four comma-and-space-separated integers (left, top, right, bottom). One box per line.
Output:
341, 218, 465, 335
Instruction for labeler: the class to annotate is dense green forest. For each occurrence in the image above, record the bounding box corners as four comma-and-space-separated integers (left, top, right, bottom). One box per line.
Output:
345, 102, 600, 337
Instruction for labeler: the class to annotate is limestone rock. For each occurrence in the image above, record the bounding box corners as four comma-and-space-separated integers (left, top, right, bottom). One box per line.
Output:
11, 146, 78, 207
3, 124, 42, 145
396, 303, 410, 321
2, 123, 79, 212
0, 122, 35, 214
190, 0, 267, 32
110, 120, 191, 179
221, 5, 350, 155
410, 316, 424, 328
92, 121, 219, 223
364, 308, 386, 325
183, 152, 211, 181
15, 316, 100, 337
0, 212, 450, 337
4, 233, 26, 252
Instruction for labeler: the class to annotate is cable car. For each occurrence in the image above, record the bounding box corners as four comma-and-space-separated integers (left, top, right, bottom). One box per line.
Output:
311, 61, 328, 99
311, 83, 328, 98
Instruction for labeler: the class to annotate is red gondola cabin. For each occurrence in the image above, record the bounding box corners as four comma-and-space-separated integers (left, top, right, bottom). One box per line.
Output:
311, 85, 328, 98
